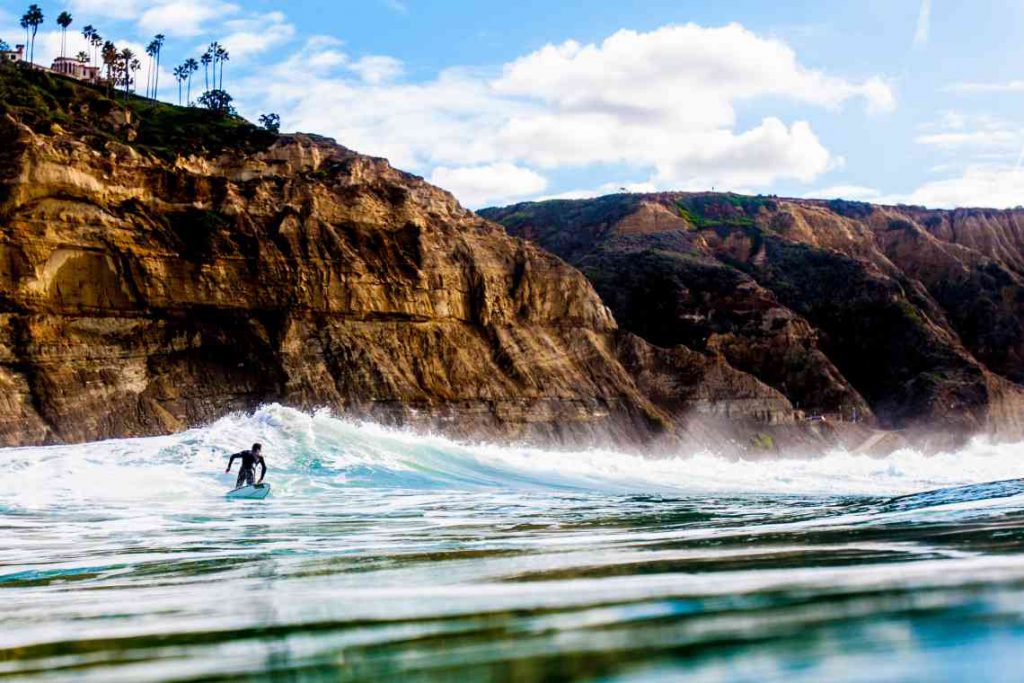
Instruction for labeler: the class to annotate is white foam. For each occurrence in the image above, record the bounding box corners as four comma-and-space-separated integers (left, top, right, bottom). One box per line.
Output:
1, 404, 1023, 509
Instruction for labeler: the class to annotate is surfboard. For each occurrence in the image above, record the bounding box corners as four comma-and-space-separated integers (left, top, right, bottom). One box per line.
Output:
226, 483, 271, 500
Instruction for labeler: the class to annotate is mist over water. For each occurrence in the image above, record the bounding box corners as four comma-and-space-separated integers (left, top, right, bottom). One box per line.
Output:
4, 404, 1024, 681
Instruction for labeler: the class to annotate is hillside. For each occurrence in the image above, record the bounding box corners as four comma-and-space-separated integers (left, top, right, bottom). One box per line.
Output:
482, 193, 1024, 439
0, 64, 801, 449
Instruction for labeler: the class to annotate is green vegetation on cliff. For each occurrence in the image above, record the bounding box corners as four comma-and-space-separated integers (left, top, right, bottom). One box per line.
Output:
676, 193, 776, 229
0, 62, 274, 159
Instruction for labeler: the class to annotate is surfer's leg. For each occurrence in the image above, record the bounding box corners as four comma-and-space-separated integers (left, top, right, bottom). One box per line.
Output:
236, 470, 247, 488
242, 467, 254, 487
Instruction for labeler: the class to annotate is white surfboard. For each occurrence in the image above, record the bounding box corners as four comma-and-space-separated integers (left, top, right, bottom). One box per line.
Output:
226, 483, 271, 500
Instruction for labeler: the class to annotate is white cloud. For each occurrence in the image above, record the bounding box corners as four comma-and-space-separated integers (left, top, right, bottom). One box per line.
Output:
429, 163, 547, 208
886, 113, 1024, 208
349, 55, 403, 84
807, 172, 1024, 210
900, 166, 1024, 209
494, 24, 893, 117
916, 129, 1022, 151
221, 11, 294, 59
138, 0, 239, 38
68, 0, 254, 41
236, 23, 891, 200
914, 0, 931, 47
68, 0, 147, 22
914, 113, 1024, 166
382, 0, 408, 14
946, 81, 1024, 94
650, 118, 834, 190
66, 0, 238, 37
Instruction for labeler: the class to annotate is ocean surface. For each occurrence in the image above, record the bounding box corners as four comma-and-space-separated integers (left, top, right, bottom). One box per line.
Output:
3, 405, 1024, 682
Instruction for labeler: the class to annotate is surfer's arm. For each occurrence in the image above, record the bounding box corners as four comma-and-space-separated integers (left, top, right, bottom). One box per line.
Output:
225, 452, 241, 473
256, 457, 266, 484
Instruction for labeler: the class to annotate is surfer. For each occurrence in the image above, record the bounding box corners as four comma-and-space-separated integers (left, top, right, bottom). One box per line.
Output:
226, 443, 266, 489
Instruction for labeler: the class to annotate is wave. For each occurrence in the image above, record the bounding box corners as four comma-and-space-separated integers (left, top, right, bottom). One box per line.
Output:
1, 404, 1023, 508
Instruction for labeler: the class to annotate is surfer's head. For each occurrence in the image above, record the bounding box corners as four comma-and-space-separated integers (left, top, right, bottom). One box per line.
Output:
252, 443, 262, 453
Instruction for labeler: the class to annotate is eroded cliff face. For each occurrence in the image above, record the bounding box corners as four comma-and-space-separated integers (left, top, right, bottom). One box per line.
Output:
483, 194, 1024, 440
0, 68, 795, 448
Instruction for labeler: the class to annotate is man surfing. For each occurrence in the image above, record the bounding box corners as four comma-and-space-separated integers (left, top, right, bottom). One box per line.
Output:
226, 443, 267, 489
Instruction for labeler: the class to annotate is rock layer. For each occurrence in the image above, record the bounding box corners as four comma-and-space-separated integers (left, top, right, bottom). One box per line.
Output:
0, 67, 794, 448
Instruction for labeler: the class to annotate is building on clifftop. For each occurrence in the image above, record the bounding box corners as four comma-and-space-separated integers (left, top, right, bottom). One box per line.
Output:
50, 56, 101, 83
1, 44, 24, 64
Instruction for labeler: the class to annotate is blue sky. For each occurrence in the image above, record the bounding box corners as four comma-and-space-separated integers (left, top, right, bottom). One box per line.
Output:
3, 0, 1024, 208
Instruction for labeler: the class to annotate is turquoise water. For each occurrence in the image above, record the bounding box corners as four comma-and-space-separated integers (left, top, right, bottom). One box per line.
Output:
3, 405, 1024, 681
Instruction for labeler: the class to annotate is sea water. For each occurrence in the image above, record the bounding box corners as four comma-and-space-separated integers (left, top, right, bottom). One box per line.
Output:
3, 404, 1024, 681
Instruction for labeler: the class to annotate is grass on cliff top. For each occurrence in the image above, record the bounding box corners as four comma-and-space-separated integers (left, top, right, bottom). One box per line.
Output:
0, 62, 275, 160
675, 194, 777, 229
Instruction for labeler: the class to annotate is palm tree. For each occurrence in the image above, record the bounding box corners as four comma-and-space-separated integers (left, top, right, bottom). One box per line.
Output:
101, 41, 117, 95
145, 38, 159, 98
201, 50, 212, 91
130, 57, 141, 93
91, 33, 103, 70
152, 34, 165, 100
216, 46, 229, 90
75, 50, 89, 63
184, 57, 199, 104
119, 48, 135, 97
20, 18, 29, 59
206, 42, 221, 89
81, 25, 95, 62
57, 11, 72, 60
21, 5, 44, 66
173, 64, 186, 105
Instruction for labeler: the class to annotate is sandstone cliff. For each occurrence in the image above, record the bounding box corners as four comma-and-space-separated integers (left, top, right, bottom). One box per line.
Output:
482, 194, 1024, 440
0, 65, 794, 449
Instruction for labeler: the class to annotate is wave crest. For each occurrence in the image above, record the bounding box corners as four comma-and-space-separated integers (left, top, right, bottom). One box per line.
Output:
1, 404, 1022, 508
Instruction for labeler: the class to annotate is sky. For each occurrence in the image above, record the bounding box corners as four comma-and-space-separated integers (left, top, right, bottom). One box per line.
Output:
3, 0, 1024, 209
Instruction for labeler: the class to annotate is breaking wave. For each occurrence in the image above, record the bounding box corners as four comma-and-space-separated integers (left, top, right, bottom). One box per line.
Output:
3, 403, 1023, 509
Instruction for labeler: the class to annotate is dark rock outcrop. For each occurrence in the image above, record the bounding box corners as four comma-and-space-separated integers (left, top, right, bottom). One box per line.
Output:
483, 193, 1024, 439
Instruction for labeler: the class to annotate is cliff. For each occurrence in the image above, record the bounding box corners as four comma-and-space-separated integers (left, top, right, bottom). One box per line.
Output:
0, 65, 795, 449
482, 193, 1024, 441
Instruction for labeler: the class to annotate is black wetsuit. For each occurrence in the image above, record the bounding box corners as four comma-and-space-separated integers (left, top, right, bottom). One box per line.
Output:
227, 450, 266, 488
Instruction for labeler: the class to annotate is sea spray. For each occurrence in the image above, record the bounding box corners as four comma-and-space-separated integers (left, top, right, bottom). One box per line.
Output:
3, 404, 1023, 510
